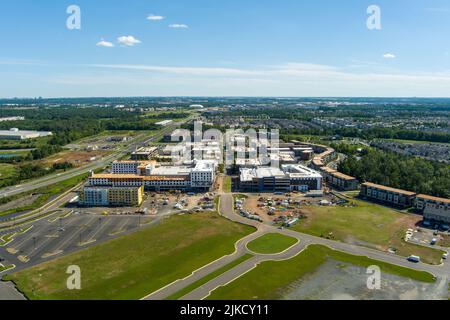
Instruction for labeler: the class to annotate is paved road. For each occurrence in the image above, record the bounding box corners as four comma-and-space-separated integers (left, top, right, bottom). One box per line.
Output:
142, 193, 449, 300
0, 124, 182, 199
0, 281, 26, 300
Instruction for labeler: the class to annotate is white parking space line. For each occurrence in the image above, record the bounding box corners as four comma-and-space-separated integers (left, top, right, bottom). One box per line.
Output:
82, 217, 114, 244
109, 217, 132, 235
50, 216, 97, 253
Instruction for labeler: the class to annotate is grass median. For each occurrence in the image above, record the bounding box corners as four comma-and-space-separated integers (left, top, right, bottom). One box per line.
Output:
166, 254, 253, 300
4, 212, 255, 300
247, 233, 298, 254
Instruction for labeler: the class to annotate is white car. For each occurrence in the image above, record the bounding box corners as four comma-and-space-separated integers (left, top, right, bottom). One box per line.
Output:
443, 253, 448, 260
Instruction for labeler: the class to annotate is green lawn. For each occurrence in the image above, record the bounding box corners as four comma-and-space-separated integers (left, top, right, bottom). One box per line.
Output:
294, 199, 445, 264
207, 244, 436, 300
166, 254, 253, 300
4, 212, 255, 300
0, 163, 17, 183
247, 233, 298, 254
223, 176, 232, 193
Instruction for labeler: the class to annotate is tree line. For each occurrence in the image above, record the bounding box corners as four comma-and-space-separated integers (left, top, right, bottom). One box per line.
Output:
338, 149, 450, 198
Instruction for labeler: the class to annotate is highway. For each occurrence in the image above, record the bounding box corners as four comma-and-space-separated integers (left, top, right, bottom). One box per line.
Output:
0, 123, 184, 199
143, 193, 449, 300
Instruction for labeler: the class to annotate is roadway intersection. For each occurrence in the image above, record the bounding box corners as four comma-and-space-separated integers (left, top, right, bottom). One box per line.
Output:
143, 193, 449, 300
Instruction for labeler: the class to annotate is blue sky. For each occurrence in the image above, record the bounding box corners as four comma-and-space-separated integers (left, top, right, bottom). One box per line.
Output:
1, 0, 450, 97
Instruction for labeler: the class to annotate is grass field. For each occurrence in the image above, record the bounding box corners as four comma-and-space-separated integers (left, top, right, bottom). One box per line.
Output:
4, 212, 255, 300
247, 233, 298, 254
166, 254, 253, 300
207, 244, 436, 300
293, 199, 445, 264
0, 163, 17, 182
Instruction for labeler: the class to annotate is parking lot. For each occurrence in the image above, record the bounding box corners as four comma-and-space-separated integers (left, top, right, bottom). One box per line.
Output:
0, 191, 218, 275
0, 211, 154, 274
407, 226, 450, 249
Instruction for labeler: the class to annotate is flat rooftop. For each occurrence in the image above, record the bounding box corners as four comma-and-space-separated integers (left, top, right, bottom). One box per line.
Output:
362, 182, 416, 196
282, 164, 322, 178
417, 194, 450, 204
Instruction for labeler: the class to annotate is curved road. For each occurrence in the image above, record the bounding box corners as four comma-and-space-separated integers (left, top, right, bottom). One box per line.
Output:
143, 193, 449, 300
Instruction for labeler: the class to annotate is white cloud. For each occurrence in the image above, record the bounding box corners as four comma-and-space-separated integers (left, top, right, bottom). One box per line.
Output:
117, 36, 141, 46
96, 39, 114, 48
383, 53, 396, 59
147, 14, 165, 21
9, 60, 450, 97
426, 8, 450, 13
89, 64, 254, 76
169, 24, 189, 29
85, 62, 450, 96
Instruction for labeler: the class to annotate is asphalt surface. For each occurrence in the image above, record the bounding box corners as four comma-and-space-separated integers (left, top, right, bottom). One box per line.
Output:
143, 193, 450, 300
0, 212, 148, 275
0, 281, 26, 300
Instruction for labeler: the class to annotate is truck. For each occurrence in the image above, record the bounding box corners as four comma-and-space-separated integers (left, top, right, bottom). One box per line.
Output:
407, 255, 421, 263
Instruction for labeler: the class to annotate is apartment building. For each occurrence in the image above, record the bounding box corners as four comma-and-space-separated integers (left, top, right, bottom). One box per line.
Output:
108, 186, 144, 206
415, 194, 450, 224
320, 167, 359, 191
79, 186, 144, 207
360, 182, 416, 208
89, 160, 216, 192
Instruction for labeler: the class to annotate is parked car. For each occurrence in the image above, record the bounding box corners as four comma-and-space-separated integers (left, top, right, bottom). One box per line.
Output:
407, 255, 421, 263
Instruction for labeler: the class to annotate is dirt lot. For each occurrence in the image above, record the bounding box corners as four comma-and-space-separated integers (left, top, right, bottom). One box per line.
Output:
281, 259, 449, 300
40, 150, 112, 167
242, 193, 336, 223
440, 234, 450, 247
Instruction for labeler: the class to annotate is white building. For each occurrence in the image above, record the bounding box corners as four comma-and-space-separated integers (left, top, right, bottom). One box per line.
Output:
155, 120, 173, 126
238, 164, 322, 192
191, 160, 217, 188
0, 128, 53, 140
0, 117, 25, 122
91, 160, 217, 191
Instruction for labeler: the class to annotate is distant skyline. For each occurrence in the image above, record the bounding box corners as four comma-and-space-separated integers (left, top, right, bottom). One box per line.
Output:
1, 0, 450, 98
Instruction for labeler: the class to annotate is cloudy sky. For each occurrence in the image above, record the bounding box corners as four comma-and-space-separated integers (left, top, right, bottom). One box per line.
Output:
1, 0, 450, 98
